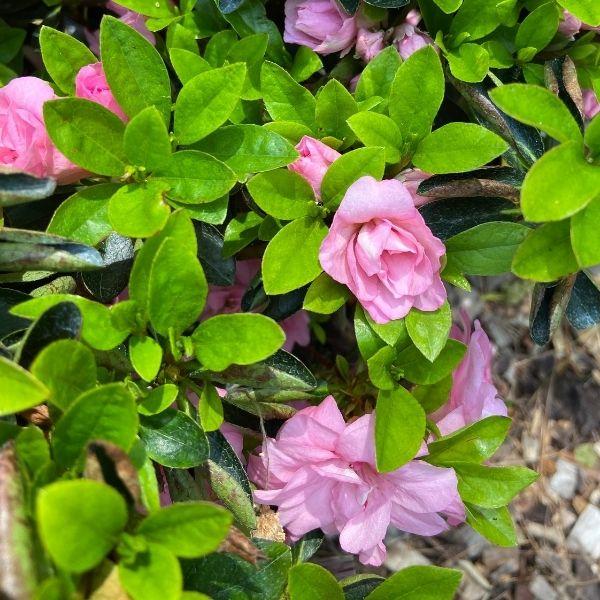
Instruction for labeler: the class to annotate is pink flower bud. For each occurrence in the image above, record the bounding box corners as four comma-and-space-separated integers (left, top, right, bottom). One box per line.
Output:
75, 62, 127, 121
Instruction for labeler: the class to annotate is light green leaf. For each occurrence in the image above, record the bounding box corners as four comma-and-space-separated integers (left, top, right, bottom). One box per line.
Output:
0, 356, 48, 416
366, 566, 461, 600
43, 98, 126, 176
584, 113, 600, 158
465, 504, 517, 547
290, 46, 323, 82
450, 0, 504, 40
101, 16, 172, 123
515, 2, 559, 51
40, 26, 96, 93
222, 211, 262, 257
198, 384, 224, 432
375, 387, 426, 472
355, 46, 402, 114
489, 84, 581, 144
111, 0, 176, 18
37, 480, 127, 573
288, 563, 344, 600
512, 220, 578, 282
571, 196, 600, 268
446, 43, 489, 83
316, 79, 358, 141
247, 169, 316, 220
303, 272, 349, 314
138, 384, 179, 416
192, 313, 284, 371
413, 123, 509, 174
170, 48, 211, 84
347, 112, 402, 164
262, 217, 328, 294
521, 141, 600, 221
396, 339, 466, 385
174, 63, 247, 144
129, 335, 163, 381
406, 301, 451, 362
557, 0, 600, 26
124, 106, 172, 171
108, 181, 171, 238
321, 147, 385, 209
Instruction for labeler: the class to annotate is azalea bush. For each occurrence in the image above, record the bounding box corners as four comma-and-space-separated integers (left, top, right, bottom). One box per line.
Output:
0, 0, 599, 598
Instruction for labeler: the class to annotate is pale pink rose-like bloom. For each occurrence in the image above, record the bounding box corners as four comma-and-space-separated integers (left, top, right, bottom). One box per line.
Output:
85, 0, 156, 55
204, 259, 310, 352
583, 89, 600, 120
288, 136, 341, 199
396, 168, 432, 207
75, 63, 127, 121
0, 77, 84, 183
319, 176, 446, 324
393, 10, 434, 60
355, 28, 386, 62
431, 315, 507, 436
284, 0, 358, 56
249, 395, 464, 566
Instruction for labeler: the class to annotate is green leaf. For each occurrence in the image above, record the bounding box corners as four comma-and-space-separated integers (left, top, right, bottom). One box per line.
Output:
0, 356, 48, 416
100, 16, 172, 123
261, 61, 316, 130
455, 463, 538, 507
405, 301, 451, 362
119, 541, 181, 600
247, 170, 316, 220
585, 114, 600, 158
37, 480, 127, 573
194, 125, 298, 179
290, 46, 323, 82
138, 502, 231, 558
412, 376, 452, 414
321, 147, 385, 209
396, 339, 466, 385
413, 123, 509, 174
450, 0, 503, 40
571, 196, 600, 268
288, 563, 344, 600
262, 217, 328, 294
365, 313, 409, 347
389, 46, 444, 142
129, 335, 163, 381
153, 150, 237, 204
227, 33, 268, 100
427, 416, 511, 465
43, 98, 126, 176
47, 183, 119, 246
30, 339, 96, 411
355, 46, 402, 114
445, 222, 531, 275
489, 84, 581, 144
512, 220, 578, 282
124, 106, 172, 171
557, 0, 600, 26
521, 141, 600, 221
341, 575, 383, 600
316, 79, 358, 141
515, 2, 559, 51
148, 237, 208, 336
366, 566, 461, 600
303, 272, 349, 314
368, 346, 398, 390
111, 0, 176, 18
39, 26, 96, 94
174, 63, 246, 144
52, 383, 138, 468
198, 384, 224, 432
347, 112, 402, 164
170, 48, 211, 84
139, 408, 209, 468
138, 384, 179, 416
354, 304, 386, 361
375, 387, 426, 472
108, 181, 171, 238
446, 43, 489, 83
193, 313, 284, 371
434, 0, 463, 12
222, 211, 262, 257
465, 503, 517, 547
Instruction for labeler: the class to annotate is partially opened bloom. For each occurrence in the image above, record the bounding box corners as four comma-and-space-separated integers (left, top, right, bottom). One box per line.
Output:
75, 63, 127, 121
0, 77, 83, 183
355, 28, 385, 62
288, 136, 341, 199
432, 315, 507, 436
249, 396, 464, 566
319, 176, 446, 324
284, 0, 358, 56
393, 10, 434, 60
558, 9, 600, 37
583, 89, 600, 120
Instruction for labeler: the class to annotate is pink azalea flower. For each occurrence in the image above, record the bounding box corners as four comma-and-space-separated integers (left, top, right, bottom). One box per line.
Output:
396, 168, 433, 207
431, 314, 507, 436
355, 28, 386, 62
393, 10, 434, 60
288, 136, 341, 199
204, 259, 311, 352
583, 89, 600, 120
558, 9, 600, 37
85, 0, 156, 55
0, 77, 84, 184
75, 62, 127, 121
284, 0, 358, 56
319, 176, 447, 324
249, 396, 464, 566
